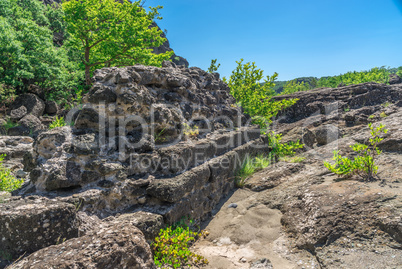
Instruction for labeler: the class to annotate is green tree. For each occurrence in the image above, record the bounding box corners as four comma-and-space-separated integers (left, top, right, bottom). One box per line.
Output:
63, 0, 173, 85
225, 59, 297, 129
207, 59, 220, 73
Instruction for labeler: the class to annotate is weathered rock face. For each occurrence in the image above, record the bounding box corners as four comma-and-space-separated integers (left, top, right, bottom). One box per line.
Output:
18, 64, 263, 223
0, 197, 78, 260
192, 83, 402, 268
9, 219, 156, 269
0, 136, 33, 172
273, 82, 402, 124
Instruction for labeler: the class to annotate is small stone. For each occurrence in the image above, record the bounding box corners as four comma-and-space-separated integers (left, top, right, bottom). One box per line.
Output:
137, 197, 146, 204
240, 257, 247, 263
15, 169, 28, 178
228, 203, 238, 208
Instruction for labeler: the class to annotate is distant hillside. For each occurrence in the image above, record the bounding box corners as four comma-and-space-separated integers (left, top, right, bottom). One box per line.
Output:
271, 66, 401, 95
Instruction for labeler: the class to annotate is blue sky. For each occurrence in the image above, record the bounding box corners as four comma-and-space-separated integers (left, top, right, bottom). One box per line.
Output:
146, 0, 402, 81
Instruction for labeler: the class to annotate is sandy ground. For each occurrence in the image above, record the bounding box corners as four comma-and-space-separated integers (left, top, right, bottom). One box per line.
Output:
191, 189, 314, 269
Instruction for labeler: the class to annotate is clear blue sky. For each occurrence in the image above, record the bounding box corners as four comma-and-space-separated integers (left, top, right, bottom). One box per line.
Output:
146, 0, 402, 81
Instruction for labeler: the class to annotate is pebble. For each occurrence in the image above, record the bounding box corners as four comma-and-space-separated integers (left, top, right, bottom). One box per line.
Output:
228, 203, 238, 208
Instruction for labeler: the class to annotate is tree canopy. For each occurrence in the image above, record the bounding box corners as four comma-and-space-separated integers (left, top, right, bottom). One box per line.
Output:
0, 0, 77, 91
62, 0, 173, 85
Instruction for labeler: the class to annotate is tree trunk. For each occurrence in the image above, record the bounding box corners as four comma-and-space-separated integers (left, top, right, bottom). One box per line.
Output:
85, 47, 91, 86
85, 65, 91, 86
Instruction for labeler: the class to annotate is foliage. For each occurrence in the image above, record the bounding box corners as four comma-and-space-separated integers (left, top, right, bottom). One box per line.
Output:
397, 67, 402, 78
235, 154, 271, 187
49, 116, 66, 129
267, 132, 304, 158
324, 123, 388, 181
152, 219, 208, 268
63, 0, 173, 85
2, 119, 18, 131
0, 84, 16, 106
0, 0, 82, 92
0, 154, 23, 192
281, 79, 311, 95
317, 67, 390, 88
207, 59, 220, 73
225, 59, 297, 129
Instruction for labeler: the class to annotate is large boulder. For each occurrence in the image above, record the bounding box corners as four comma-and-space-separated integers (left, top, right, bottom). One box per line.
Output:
10, 106, 27, 121
9, 218, 156, 269
0, 197, 78, 260
10, 93, 45, 118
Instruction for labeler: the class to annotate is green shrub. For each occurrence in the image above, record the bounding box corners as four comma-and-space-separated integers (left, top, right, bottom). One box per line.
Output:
396, 67, 402, 78
207, 59, 220, 73
0, 154, 23, 192
49, 116, 66, 129
267, 132, 304, 158
152, 219, 208, 268
225, 59, 297, 129
324, 123, 387, 181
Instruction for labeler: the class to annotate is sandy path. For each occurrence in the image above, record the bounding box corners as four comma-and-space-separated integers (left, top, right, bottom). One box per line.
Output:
191, 189, 300, 269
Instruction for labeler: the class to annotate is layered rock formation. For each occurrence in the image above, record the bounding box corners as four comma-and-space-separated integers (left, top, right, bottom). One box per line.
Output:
0, 63, 265, 267
191, 81, 402, 269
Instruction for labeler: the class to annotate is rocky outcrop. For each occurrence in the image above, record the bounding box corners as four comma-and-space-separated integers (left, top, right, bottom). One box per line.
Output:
192, 83, 402, 268
0, 197, 78, 260
0, 63, 266, 266
9, 218, 156, 269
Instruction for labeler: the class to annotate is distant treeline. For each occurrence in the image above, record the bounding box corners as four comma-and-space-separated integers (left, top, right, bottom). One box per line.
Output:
270, 66, 402, 96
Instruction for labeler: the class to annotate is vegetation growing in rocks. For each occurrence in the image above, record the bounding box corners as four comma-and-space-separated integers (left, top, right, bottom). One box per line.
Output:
268, 132, 304, 158
236, 154, 271, 187
49, 116, 66, 129
324, 123, 388, 181
152, 219, 208, 268
207, 59, 220, 73
0, 154, 23, 192
236, 134, 303, 187
225, 59, 298, 129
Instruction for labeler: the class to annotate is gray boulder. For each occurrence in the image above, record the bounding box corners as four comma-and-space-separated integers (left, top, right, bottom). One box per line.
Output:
7, 115, 43, 136
0, 197, 78, 260
10, 106, 27, 121
45, 100, 58, 115
9, 217, 156, 269
10, 93, 45, 118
